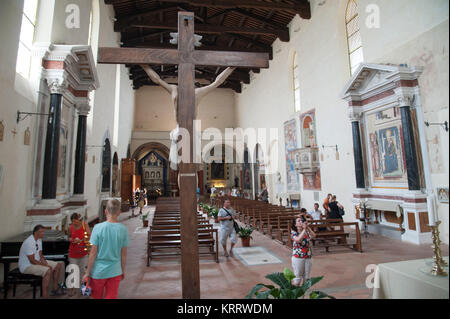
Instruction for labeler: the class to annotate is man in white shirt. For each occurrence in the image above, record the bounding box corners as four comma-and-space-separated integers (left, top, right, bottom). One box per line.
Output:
19, 225, 65, 298
309, 203, 324, 221
217, 199, 237, 257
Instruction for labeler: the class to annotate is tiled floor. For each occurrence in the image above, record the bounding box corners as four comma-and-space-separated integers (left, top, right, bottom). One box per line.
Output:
5, 205, 449, 299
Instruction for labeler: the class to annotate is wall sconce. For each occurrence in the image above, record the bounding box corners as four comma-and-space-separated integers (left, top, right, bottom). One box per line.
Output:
322, 145, 339, 160
17, 111, 50, 124
424, 121, 448, 132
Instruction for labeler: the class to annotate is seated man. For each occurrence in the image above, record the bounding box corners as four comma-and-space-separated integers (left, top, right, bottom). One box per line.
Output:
18, 225, 65, 298
309, 203, 327, 232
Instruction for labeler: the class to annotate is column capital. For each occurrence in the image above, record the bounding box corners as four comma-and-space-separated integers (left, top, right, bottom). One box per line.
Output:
75, 97, 91, 116
394, 87, 414, 107
46, 76, 68, 94
348, 107, 363, 122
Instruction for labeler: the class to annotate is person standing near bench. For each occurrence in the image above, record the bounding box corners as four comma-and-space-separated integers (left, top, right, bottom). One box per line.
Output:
82, 199, 129, 299
291, 216, 316, 287
328, 195, 344, 220
18, 225, 65, 298
67, 213, 90, 297
218, 199, 237, 257
323, 194, 332, 217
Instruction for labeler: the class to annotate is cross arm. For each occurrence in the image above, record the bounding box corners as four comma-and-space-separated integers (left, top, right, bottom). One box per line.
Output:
190, 50, 269, 68
97, 47, 180, 65
98, 47, 269, 69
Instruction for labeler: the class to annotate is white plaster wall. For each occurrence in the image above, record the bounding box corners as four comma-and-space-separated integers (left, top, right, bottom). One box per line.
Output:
117, 64, 135, 159
134, 86, 236, 132
235, 0, 449, 243
84, 0, 135, 222
0, 0, 37, 242
0, 0, 135, 240
133, 86, 236, 160
236, 0, 354, 218
51, 0, 92, 45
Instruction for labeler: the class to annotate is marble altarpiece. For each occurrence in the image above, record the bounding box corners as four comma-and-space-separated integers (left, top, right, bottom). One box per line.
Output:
342, 63, 433, 244
25, 44, 99, 233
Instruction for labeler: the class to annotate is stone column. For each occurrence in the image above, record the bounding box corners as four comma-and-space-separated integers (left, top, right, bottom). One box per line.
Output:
73, 101, 90, 195
42, 78, 67, 199
397, 94, 421, 190
349, 108, 366, 189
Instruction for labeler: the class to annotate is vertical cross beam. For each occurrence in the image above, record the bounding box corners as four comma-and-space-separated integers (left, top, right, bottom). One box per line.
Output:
177, 12, 200, 299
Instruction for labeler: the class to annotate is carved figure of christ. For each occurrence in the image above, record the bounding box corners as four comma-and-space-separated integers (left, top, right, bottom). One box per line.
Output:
140, 65, 236, 170
140, 65, 236, 122
97, 11, 269, 299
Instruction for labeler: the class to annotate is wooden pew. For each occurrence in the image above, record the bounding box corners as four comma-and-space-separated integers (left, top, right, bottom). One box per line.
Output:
285, 220, 362, 253
147, 198, 219, 266
147, 228, 218, 266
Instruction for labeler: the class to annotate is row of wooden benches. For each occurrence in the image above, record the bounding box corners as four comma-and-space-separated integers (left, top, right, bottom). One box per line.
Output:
212, 196, 362, 253
147, 198, 219, 266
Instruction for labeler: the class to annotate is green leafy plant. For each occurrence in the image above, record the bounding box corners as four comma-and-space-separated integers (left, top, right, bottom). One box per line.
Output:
202, 205, 210, 213
238, 225, 255, 239
141, 213, 149, 221
246, 267, 335, 299
209, 208, 219, 218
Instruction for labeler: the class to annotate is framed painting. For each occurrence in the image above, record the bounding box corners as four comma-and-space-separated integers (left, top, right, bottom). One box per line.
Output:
284, 119, 300, 192
437, 188, 449, 203
365, 107, 408, 187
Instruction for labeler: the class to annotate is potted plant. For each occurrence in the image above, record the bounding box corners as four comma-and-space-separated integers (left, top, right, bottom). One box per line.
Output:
238, 225, 254, 247
209, 207, 219, 223
246, 267, 335, 299
141, 213, 149, 228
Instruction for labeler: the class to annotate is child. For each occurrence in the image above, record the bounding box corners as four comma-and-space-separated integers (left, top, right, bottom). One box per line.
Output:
291, 216, 316, 286
68, 213, 91, 296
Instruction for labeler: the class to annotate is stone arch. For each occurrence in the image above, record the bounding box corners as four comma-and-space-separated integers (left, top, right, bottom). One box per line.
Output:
132, 142, 174, 197
132, 142, 170, 161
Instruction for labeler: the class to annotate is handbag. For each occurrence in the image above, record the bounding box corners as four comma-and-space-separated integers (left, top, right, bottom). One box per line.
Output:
338, 206, 345, 216
223, 208, 240, 233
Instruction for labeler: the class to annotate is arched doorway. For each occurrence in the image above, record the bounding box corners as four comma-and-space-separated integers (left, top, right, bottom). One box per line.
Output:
132, 142, 175, 199
101, 139, 111, 193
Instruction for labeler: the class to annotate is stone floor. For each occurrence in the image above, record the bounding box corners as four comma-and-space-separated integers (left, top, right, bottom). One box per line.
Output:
5, 205, 449, 299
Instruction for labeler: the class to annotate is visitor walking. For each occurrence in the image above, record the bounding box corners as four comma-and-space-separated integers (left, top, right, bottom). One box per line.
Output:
82, 199, 129, 299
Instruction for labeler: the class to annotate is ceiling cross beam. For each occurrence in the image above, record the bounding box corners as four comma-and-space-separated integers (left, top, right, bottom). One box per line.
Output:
118, 20, 289, 42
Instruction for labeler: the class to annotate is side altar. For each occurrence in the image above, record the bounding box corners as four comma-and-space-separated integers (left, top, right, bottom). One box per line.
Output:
341, 63, 434, 245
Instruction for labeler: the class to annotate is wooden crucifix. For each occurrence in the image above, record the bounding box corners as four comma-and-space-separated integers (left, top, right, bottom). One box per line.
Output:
98, 11, 269, 299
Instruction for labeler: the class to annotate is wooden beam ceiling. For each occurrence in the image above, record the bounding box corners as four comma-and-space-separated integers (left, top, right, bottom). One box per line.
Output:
105, 0, 311, 92
105, 0, 311, 19
116, 20, 289, 42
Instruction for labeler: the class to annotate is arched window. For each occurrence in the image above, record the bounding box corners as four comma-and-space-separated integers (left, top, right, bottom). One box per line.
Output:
16, 0, 39, 78
293, 52, 301, 113
346, 0, 364, 75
